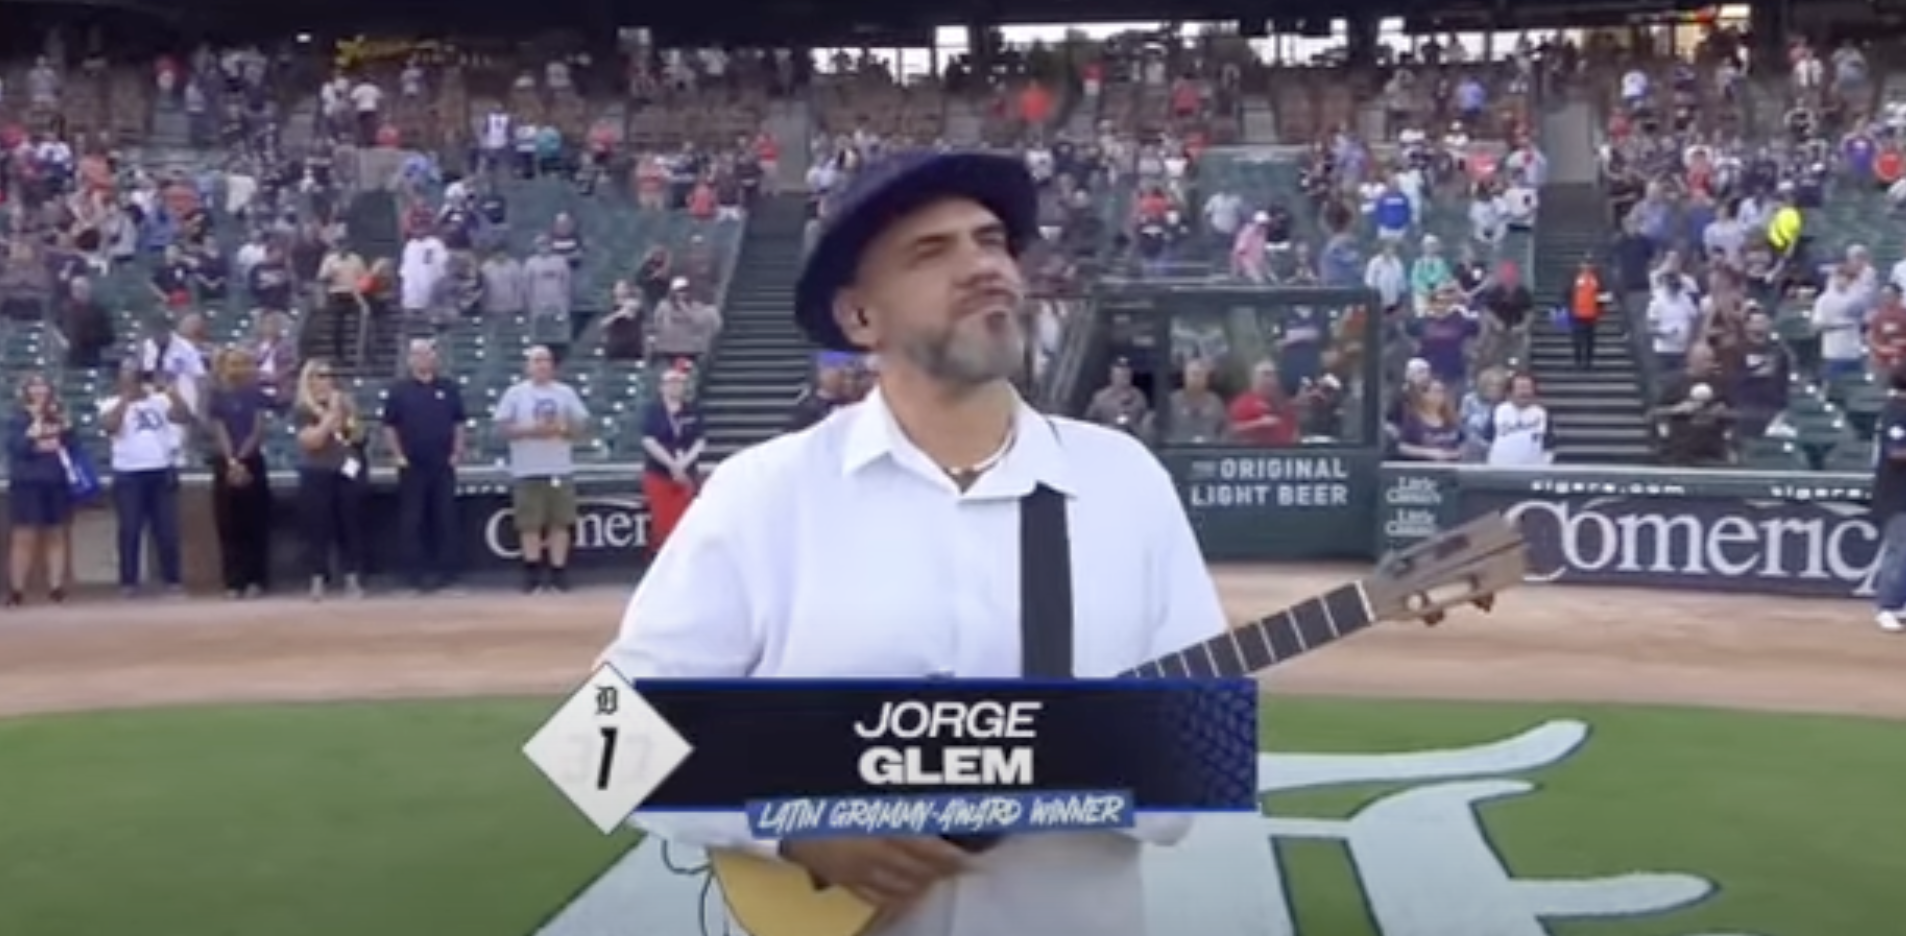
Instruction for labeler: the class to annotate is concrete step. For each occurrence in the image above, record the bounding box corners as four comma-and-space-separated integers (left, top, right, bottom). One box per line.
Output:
1539, 380, 1646, 398
1550, 410, 1650, 427
1556, 443, 1655, 463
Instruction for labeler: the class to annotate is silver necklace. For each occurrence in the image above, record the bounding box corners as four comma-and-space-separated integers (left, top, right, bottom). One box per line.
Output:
943, 429, 1015, 488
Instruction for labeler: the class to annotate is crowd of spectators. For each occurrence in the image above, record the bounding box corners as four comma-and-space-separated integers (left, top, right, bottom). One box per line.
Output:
1594, 32, 1906, 470
0, 34, 783, 603
14, 22, 1906, 602
785, 26, 1245, 429
1, 24, 1291, 602
1056, 36, 1554, 462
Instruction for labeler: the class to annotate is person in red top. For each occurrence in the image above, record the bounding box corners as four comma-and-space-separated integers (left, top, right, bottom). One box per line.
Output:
686, 179, 717, 220
754, 131, 780, 195
1685, 148, 1713, 196
1171, 78, 1200, 119
1877, 143, 1904, 188
1018, 83, 1052, 128
1606, 112, 1630, 143
1134, 189, 1169, 223
587, 121, 617, 164
1183, 131, 1208, 162
1870, 284, 1906, 372
1465, 151, 1498, 187
155, 56, 182, 96
1227, 360, 1300, 446
78, 152, 113, 195
1081, 62, 1103, 100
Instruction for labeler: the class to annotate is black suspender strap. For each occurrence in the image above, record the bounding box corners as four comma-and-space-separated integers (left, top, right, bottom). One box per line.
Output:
943, 483, 1074, 853
1016, 483, 1076, 680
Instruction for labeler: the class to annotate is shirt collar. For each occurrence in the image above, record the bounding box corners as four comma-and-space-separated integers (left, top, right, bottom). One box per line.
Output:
841, 387, 1076, 500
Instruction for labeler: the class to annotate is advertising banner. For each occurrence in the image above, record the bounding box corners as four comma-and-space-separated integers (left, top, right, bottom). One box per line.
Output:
263, 473, 651, 586
447, 479, 651, 577
1162, 448, 1381, 561
1375, 465, 1458, 555
1461, 488, 1881, 599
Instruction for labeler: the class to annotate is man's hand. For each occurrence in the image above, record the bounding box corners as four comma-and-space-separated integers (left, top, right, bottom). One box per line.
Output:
778, 837, 970, 909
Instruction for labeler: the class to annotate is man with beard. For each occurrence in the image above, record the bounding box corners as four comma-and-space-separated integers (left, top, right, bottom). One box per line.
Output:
1650, 343, 1735, 466
597, 151, 1226, 936
1722, 308, 1791, 438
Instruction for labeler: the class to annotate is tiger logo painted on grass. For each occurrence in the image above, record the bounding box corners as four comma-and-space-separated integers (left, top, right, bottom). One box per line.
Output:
535, 719, 1764, 936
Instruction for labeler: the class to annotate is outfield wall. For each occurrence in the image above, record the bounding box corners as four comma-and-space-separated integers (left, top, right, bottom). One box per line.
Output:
0, 467, 654, 594
0, 458, 1877, 598
1374, 463, 1876, 599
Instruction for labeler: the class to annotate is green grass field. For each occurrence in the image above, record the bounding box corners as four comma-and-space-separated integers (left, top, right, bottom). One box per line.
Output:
1, 697, 1900, 936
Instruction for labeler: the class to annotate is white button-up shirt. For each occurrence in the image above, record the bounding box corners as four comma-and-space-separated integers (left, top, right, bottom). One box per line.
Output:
602, 389, 1229, 936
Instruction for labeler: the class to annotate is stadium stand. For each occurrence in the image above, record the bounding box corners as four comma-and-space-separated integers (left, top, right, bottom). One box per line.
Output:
2, 40, 754, 476
1588, 33, 1906, 471
10, 8, 1906, 602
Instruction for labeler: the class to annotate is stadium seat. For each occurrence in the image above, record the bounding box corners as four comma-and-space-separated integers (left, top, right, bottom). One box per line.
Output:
1738, 436, 1812, 471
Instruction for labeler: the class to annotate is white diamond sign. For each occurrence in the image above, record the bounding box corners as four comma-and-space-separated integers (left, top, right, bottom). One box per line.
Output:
524, 663, 693, 834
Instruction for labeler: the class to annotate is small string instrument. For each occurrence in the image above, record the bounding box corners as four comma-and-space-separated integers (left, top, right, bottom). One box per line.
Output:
706, 514, 1531, 936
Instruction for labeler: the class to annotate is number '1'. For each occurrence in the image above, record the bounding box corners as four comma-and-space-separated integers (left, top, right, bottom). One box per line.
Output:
596, 727, 618, 790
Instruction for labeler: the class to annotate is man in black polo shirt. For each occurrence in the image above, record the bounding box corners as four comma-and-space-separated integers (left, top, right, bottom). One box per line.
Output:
381, 339, 467, 593
1870, 364, 1906, 633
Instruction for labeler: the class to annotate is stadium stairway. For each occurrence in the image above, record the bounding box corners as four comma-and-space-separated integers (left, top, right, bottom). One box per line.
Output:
1527, 183, 1654, 464
697, 195, 813, 463
298, 190, 406, 377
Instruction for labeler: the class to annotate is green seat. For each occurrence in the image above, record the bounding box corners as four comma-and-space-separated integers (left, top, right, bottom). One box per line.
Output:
1738, 437, 1810, 470
1824, 367, 1876, 404
1791, 410, 1856, 450
1820, 440, 1875, 472
1782, 392, 1840, 422
1842, 381, 1888, 437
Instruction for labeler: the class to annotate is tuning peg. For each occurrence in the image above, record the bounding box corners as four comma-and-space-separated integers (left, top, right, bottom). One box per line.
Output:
1473, 595, 1495, 612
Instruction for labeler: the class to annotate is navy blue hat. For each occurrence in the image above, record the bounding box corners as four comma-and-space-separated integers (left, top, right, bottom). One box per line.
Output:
795, 151, 1039, 352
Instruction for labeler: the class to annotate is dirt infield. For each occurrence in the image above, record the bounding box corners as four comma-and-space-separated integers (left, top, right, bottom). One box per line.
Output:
3, 564, 1903, 720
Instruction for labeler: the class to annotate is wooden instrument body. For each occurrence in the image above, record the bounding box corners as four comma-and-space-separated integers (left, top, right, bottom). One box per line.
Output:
709, 850, 883, 936
699, 516, 1527, 936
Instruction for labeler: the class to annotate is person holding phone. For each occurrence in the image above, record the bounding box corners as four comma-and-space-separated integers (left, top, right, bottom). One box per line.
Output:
101, 362, 192, 596
1083, 357, 1150, 442
293, 359, 368, 600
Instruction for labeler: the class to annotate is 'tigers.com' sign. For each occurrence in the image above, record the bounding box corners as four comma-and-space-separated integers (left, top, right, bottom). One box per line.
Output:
482, 497, 652, 561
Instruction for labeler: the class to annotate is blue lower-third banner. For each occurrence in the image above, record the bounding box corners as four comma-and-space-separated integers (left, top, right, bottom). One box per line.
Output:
745, 790, 1136, 840
633, 679, 1259, 810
